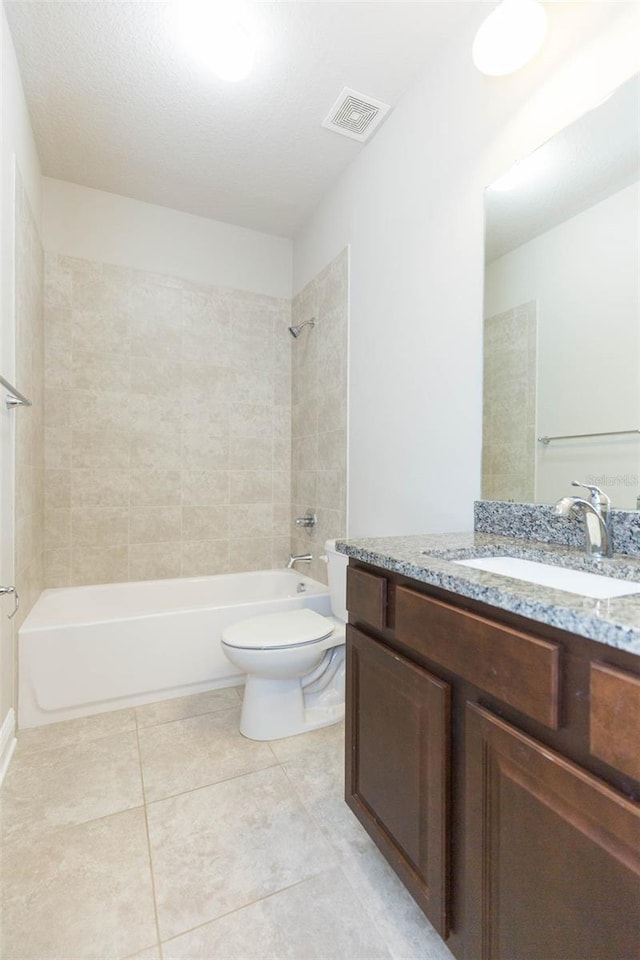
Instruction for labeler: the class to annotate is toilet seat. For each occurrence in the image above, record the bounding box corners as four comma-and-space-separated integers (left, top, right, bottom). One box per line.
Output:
222, 608, 334, 651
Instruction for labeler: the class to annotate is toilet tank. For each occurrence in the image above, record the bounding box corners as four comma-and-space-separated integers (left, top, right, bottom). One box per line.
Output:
324, 539, 348, 622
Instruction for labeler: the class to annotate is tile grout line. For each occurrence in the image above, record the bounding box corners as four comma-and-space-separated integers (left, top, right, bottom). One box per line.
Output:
134, 716, 164, 959
159, 866, 338, 952
143, 756, 282, 808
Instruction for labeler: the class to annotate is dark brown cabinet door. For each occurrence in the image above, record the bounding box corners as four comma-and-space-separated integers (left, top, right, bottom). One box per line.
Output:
465, 702, 640, 960
346, 625, 451, 937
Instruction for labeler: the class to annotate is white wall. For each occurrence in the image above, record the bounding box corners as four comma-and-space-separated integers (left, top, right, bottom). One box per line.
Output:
486, 182, 640, 508
293, 3, 640, 538
0, 5, 42, 764
43, 178, 292, 300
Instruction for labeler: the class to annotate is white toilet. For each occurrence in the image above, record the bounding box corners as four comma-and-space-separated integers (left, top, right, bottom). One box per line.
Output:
221, 540, 348, 740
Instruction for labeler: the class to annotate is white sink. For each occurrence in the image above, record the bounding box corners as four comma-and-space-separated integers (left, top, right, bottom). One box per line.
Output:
453, 556, 640, 600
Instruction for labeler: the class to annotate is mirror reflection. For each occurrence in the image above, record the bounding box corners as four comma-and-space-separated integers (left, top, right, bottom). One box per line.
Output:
482, 73, 640, 509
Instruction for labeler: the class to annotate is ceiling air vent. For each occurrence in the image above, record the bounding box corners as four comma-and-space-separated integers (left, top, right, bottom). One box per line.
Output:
322, 87, 391, 143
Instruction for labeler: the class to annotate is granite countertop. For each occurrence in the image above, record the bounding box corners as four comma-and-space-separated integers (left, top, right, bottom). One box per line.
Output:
335, 532, 640, 655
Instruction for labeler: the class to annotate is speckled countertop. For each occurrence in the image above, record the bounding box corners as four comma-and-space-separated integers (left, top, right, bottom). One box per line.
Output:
335, 533, 640, 656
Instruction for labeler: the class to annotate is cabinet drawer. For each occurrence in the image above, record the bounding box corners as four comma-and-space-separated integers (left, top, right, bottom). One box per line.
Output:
346, 566, 387, 631
590, 662, 640, 780
395, 587, 560, 729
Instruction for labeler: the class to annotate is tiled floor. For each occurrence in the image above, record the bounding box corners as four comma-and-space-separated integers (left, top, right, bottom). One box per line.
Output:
0, 688, 455, 960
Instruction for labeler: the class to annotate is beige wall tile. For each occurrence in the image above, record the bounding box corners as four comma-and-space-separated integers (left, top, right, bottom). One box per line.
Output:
72, 428, 130, 470
43, 256, 294, 585
229, 503, 273, 539
72, 351, 130, 393
317, 430, 346, 471
182, 470, 230, 505
229, 436, 273, 470
72, 468, 130, 508
44, 423, 71, 470
182, 427, 229, 471
228, 538, 274, 573
129, 507, 182, 544
292, 470, 316, 505
71, 507, 129, 546
71, 545, 129, 586
45, 507, 71, 549
316, 469, 344, 511
129, 421, 182, 470
130, 469, 181, 506
45, 348, 72, 389
229, 403, 274, 439
273, 470, 291, 503
44, 468, 71, 508
289, 249, 348, 571
129, 543, 181, 582
72, 309, 130, 356
182, 505, 230, 542
44, 548, 71, 588
228, 471, 273, 504
130, 357, 182, 395
293, 435, 318, 472
180, 540, 230, 577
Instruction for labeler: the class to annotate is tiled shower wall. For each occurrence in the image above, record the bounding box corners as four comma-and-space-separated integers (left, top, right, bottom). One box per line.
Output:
43, 255, 292, 587
291, 249, 348, 583
14, 173, 44, 630
481, 300, 536, 503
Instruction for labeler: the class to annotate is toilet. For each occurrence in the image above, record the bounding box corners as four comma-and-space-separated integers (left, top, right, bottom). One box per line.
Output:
221, 540, 348, 740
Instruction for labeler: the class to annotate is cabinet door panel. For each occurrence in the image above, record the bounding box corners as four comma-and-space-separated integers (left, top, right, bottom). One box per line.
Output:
465, 702, 640, 960
346, 625, 450, 937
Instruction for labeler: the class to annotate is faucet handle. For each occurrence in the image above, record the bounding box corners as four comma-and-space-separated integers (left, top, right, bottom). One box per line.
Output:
571, 480, 611, 509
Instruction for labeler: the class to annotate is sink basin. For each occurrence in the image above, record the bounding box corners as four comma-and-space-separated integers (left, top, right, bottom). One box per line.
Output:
452, 556, 640, 600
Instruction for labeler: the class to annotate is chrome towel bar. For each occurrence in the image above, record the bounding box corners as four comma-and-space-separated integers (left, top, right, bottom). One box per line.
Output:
0, 374, 32, 410
538, 429, 640, 445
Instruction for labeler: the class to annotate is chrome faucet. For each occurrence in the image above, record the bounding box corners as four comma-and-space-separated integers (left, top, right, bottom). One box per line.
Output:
286, 553, 313, 569
553, 480, 613, 558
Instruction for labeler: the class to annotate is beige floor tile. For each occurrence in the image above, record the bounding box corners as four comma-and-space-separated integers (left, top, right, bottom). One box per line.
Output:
0, 808, 157, 960
122, 948, 161, 960
16, 707, 137, 757
162, 867, 392, 960
267, 719, 345, 763
341, 846, 456, 960
281, 748, 373, 861
138, 706, 277, 802
135, 687, 241, 728
147, 765, 337, 940
0, 730, 143, 843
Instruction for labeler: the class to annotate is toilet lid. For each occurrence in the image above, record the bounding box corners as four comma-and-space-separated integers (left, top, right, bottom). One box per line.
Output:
221, 608, 334, 650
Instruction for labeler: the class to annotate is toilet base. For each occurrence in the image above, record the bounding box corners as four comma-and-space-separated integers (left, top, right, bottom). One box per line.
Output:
238, 646, 345, 740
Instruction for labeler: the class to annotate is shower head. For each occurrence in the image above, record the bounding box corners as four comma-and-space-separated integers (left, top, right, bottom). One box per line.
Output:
288, 318, 315, 338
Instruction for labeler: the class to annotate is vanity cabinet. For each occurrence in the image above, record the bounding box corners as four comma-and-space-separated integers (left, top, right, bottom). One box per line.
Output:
346, 626, 450, 937
465, 703, 640, 960
345, 561, 640, 960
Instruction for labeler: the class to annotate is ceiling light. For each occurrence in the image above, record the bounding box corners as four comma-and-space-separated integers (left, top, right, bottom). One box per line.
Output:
174, 1, 258, 83
472, 0, 548, 77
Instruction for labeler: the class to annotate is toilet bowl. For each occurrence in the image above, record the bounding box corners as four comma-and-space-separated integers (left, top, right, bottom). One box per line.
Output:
221, 540, 348, 740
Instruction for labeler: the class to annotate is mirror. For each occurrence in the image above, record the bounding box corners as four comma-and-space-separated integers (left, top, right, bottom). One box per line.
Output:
482, 74, 640, 509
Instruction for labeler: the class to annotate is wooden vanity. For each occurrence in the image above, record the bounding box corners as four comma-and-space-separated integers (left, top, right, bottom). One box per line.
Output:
345, 560, 640, 960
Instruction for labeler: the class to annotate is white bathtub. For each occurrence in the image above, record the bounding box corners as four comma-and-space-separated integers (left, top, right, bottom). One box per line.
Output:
19, 570, 330, 728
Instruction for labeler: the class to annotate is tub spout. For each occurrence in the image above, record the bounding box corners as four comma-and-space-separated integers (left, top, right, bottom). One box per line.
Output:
286, 553, 313, 569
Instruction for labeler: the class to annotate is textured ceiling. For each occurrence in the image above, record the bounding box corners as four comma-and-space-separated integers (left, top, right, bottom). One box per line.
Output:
485, 73, 640, 261
5, 0, 477, 237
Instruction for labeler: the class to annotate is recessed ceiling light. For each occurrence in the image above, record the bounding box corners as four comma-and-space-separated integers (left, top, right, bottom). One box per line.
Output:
173, 1, 259, 83
473, 0, 548, 77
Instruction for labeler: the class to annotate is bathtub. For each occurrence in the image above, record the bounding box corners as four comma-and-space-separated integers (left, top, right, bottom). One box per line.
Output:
19, 570, 330, 728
